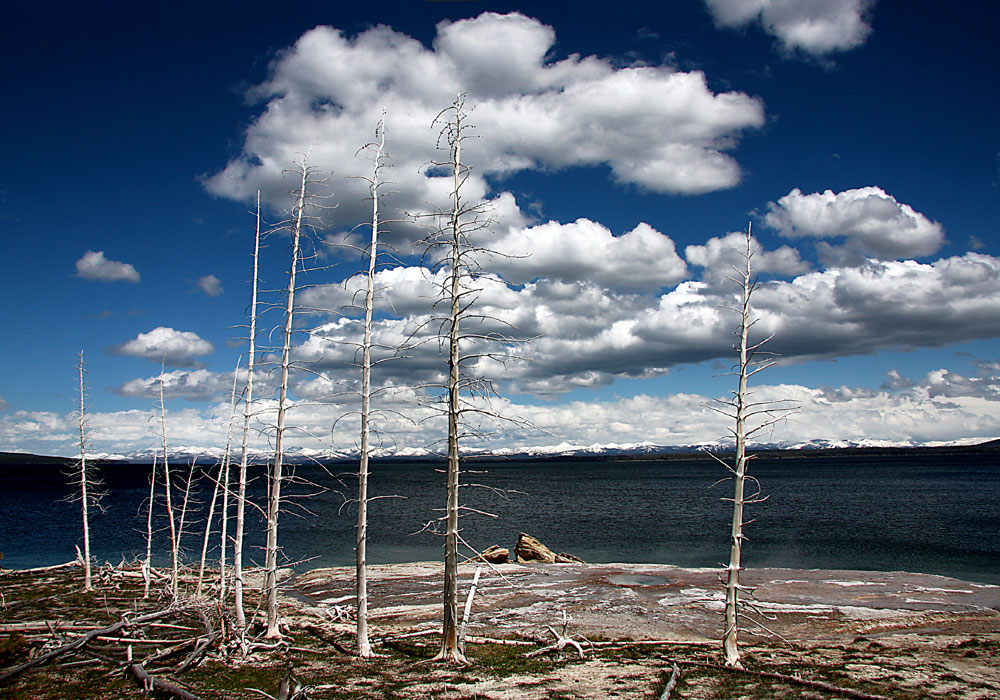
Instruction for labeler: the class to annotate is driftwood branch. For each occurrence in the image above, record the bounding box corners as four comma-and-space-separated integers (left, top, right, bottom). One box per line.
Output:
129, 662, 202, 700
0, 607, 182, 682
0, 561, 80, 575
659, 662, 681, 700
525, 611, 587, 659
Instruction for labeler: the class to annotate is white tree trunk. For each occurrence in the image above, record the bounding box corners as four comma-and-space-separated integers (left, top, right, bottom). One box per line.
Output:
723, 226, 754, 669
143, 453, 157, 598
439, 98, 467, 664
159, 364, 179, 596
265, 161, 309, 638
218, 415, 233, 600
76, 351, 93, 592
233, 191, 262, 634
356, 122, 386, 659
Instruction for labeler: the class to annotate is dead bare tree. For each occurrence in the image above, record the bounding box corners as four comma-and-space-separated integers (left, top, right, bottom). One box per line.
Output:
233, 191, 263, 635
143, 453, 158, 598
217, 371, 237, 600
419, 95, 532, 663
69, 350, 102, 591
353, 118, 389, 658
158, 363, 180, 596
708, 224, 794, 668
263, 154, 330, 638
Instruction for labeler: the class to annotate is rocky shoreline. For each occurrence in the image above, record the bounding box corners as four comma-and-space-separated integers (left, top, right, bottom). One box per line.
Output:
3, 560, 999, 698
289, 560, 1000, 644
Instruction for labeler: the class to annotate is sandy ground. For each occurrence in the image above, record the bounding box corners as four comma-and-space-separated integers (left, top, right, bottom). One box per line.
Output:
3, 561, 998, 699
290, 561, 1000, 644
272, 562, 1000, 699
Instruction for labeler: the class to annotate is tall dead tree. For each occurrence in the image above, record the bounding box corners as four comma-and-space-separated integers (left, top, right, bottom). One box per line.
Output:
264, 156, 323, 638
71, 350, 102, 591
233, 190, 263, 634
158, 363, 180, 596
143, 453, 157, 598
420, 95, 529, 663
710, 224, 794, 668
353, 118, 389, 658
439, 98, 468, 663
216, 367, 238, 600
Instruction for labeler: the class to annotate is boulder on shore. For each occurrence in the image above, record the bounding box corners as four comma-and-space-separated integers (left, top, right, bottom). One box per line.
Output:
515, 533, 555, 562
514, 533, 584, 564
470, 545, 509, 564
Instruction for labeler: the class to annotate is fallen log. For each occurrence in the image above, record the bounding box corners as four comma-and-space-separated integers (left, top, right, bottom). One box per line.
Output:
0, 622, 100, 633
0, 561, 80, 575
137, 637, 201, 668
590, 639, 715, 648
0, 607, 185, 682
173, 632, 219, 673
659, 662, 681, 700
129, 663, 201, 700
465, 636, 535, 647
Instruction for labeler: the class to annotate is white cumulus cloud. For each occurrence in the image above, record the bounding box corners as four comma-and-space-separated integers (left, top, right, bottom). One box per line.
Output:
491, 219, 688, 291
115, 327, 215, 367
116, 368, 250, 402
296, 248, 1000, 399
704, 0, 875, 56
685, 231, 810, 287
763, 186, 945, 265
75, 250, 140, 283
197, 274, 223, 296
204, 11, 765, 231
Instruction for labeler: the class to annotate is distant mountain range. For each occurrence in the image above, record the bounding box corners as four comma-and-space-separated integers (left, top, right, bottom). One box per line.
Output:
3, 436, 998, 467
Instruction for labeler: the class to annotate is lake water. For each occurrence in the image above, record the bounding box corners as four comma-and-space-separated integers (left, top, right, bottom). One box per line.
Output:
1, 452, 998, 584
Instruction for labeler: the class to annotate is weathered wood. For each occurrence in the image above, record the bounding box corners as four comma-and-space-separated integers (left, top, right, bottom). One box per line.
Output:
0, 607, 182, 682
525, 611, 587, 659
590, 639, 715, 648
0, 561, 79, 575
129, 662, 202, 700
466, 636, 534, 647
659, 662, 681, 700
457, 566, 481, 652
172, 632, 219, 673
0, 622, 99, 633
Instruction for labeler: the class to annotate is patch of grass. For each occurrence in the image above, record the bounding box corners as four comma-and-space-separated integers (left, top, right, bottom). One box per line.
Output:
0, 632, 28, 666
467, 642, 555, 676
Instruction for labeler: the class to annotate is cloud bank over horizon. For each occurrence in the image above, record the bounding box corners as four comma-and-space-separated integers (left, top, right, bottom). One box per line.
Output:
4, 363, 999, 458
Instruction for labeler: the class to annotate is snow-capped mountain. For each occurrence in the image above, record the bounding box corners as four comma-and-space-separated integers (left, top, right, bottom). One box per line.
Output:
63, 434, 1000, 464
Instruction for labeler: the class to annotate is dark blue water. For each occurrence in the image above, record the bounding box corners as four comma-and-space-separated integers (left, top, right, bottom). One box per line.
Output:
1, 453, 998, 584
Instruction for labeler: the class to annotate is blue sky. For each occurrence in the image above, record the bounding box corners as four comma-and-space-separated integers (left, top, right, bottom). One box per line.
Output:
2, 0, 999, 458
